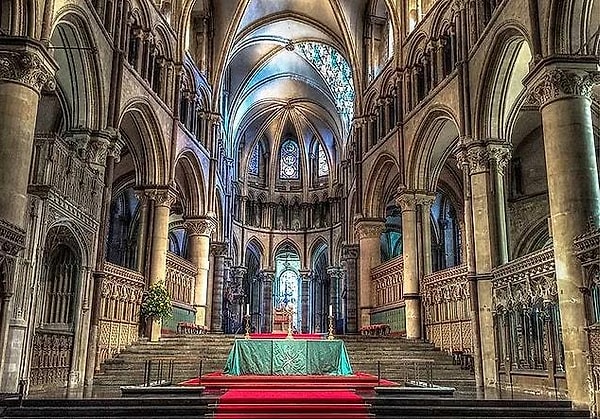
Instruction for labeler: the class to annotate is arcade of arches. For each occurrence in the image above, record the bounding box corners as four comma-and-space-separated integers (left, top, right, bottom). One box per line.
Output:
0, 0, 599, 411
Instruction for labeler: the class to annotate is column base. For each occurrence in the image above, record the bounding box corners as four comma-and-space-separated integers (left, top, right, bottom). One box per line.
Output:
195, 306, 207, 327
150, 318, 161, 342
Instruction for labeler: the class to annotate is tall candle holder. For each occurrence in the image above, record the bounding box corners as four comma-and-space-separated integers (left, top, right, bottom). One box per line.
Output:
286, 311, 294, 339
327, 315, 334, 340
244, 314, 251, 339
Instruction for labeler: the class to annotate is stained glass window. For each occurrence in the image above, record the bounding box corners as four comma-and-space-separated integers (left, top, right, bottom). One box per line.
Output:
249, 143, 259, 176
280, 139, 299, 179
318, 143, 328, 177
295, 42, 354, 121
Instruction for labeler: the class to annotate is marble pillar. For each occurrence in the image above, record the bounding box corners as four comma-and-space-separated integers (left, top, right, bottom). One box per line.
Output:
397, 192, 421, 339
457, 140, 511, 389
146, 188, 176, 341
0, 39, 57, 391
342, 244, 360, 333
354, 218, 386, 329
528, 62, 600, 408
210, 242, 228, 332
299, 270, 312, 333
260, 269, 275, 332
184, 217, 216, 327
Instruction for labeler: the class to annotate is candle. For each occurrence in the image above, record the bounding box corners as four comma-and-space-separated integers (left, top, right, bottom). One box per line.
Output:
246, 304, 250, 316
329, 304, 333, 317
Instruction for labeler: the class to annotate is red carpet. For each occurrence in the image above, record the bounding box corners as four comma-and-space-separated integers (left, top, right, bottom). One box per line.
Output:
214, 388, 369, 418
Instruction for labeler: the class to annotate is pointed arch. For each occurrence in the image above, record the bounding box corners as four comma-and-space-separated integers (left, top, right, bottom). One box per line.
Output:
364, 152, 401, 218
174, 150, 207, 217
406, 106, 460, 191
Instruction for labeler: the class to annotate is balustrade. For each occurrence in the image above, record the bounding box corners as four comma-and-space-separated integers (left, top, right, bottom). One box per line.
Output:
370, 256, 404, 308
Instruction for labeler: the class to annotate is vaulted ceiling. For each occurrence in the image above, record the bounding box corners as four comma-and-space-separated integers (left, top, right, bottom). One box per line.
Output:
196, 0, 374, 172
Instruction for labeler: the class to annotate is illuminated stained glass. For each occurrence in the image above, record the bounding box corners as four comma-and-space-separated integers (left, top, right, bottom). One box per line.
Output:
280, 139, 299, 179
318, 143, 328, 177
249, 143, 259, 176
295, 42, 354, 121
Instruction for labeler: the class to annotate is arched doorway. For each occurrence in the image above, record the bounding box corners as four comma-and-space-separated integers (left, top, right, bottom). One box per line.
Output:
273, 246, 301, 332
30, 227, 81, 390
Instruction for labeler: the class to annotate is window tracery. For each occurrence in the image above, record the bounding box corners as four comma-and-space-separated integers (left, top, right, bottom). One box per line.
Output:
249, 142, 260, 176
295, 42, 354, 121
280, 139, 300, 180
318, 143, 328, 177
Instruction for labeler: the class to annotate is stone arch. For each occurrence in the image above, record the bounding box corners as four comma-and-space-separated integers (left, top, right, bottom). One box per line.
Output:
174, 150, 207, 217
406, 106, 460, 191
474, 24, 533, 142
50, 8, 105, 131
548, 0, 600, 55
364, 153, 401, 218
245, 237, 265, 267
118, 99, 168, 185
309, 236, 329, 265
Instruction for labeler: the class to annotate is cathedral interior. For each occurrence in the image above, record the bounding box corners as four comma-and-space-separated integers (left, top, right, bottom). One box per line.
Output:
0, 0, 600, 412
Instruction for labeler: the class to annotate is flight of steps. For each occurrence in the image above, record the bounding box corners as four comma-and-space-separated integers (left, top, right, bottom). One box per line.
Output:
93, 334, 475, 397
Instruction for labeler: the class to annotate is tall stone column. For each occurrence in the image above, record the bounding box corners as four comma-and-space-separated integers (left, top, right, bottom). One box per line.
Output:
527, 62, 600, 408
342, 244, 360, 333
146, 188, 176, 341
327, 266, 344, 332
354, 218, 385, 329
457, 140, 511, 389
260, 269, 275, 332
184, 217, 216, 327
210, 242, 228, 332
299, 270, 312, 333
417, 194, 436, 276
397, 192, 421, 339
230, 265, 247, 327
0, 39, 56, 391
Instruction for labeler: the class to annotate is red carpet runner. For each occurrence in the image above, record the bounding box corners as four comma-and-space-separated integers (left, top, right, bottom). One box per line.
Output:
214, 388, 369, 418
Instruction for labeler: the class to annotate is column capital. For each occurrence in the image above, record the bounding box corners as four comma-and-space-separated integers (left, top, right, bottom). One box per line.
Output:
299, 269, 313, 282
210, 241, 228, 257
455, 141, 512, 175
528, 66, 600, 108
145, 187, 177, 208
415, 193, 436, 210
183, 216, 217, 237
354, 217, 386, 240
259, 268, 276, 282
341, 244, 360, 260
0, 38, 58, 93
326, 266, 344, 279
395, 189, 417, 212
231, 265, 247, 280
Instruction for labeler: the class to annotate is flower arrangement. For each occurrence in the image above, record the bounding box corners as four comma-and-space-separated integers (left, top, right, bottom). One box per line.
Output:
140, 281, 172, 320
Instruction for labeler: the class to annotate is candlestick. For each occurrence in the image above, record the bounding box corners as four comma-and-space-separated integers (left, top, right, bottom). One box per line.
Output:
327, 314, 334, 340
244, 314, 251, 339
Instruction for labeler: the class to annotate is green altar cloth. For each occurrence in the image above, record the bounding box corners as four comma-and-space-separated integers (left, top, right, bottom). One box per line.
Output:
223, 339, 353, 376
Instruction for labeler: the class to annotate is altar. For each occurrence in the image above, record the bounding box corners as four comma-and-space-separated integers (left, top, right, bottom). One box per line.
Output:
223, 338, 353, 376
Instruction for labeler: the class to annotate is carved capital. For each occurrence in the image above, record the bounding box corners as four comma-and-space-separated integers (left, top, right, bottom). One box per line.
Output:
184, 216, 217, 237
342, 244, 360, 260
0, 41, 57, 93
231, 266, 247, 280
354, 218, 386, 240
147, 188, 177, 208
210, 241, 228, 257
529, 68, 600, 107
415, 193, 436, 211
487, 143, 512, 176
86, 135, 111, 167
299, 269, 313, 282
326, 266, 344, 280
395, 191, 417, 212
259, 269, 276, 282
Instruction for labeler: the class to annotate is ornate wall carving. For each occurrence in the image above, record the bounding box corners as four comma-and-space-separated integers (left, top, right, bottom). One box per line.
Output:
97, 262, 144, 366
165, 252, 196, 306
421, 264, 472, 353
370, 256, 404, 308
